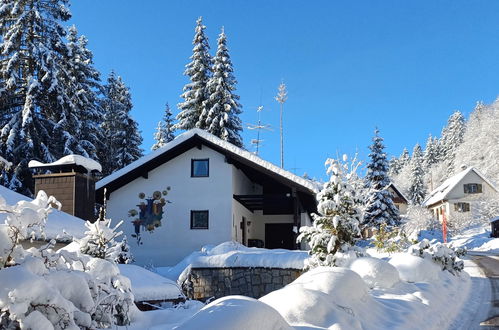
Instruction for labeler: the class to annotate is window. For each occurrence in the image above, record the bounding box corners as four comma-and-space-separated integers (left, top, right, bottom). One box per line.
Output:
454, 202, 470, 212
191, 210, 209, 229
191, 159, 209, 177
464, 183, 482, 194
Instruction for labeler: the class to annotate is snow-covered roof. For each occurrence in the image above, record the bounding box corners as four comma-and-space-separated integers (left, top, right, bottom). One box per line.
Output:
29, 155, 102, 173
489, 216, 499, 223
389, 183, 409, 203
0, 185, 86, 241
424, 167, 498, 207
97, 129, 317, 193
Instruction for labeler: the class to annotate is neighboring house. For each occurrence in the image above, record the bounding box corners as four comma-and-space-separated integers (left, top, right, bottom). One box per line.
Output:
96, 129, 318, 267
423, 167, 498, 222
387, 183, 409, 215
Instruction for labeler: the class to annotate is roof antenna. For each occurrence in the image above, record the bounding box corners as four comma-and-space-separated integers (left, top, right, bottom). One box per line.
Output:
247, 88, 272, 155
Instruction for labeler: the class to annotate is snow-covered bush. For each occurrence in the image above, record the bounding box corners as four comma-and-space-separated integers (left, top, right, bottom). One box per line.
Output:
408, 239, 466, 275
349, 257, 400, 289
372, 223, 412, 253
298, 157, 362, 267
0, 191, 135, 328
389, 253, 441, 282
402, 204, 439, 241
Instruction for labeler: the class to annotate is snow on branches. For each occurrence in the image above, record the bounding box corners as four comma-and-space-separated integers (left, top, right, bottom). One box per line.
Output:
298, 156, 362, 268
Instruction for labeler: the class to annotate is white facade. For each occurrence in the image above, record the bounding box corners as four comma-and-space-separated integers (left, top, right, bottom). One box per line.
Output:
102, 137, 315, 267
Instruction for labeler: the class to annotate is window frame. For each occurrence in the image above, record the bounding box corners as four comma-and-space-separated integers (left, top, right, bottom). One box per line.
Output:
191, 158, 210, 178
190, 210, 209, 229
454, 202, 470, 212
464, 183, 482, 194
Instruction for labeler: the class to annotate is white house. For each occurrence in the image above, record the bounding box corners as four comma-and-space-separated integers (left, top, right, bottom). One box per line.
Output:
96, 129, 318, 267
424, 167, 498, 222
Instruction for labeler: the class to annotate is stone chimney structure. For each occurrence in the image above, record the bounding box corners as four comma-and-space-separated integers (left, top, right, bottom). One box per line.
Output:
29, 155, 102, 222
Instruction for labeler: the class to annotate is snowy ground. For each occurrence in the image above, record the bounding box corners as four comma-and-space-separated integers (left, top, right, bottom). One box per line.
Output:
115, 242, 475, 330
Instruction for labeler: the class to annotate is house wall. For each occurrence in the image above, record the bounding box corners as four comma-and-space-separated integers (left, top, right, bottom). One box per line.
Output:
105, 146, 233, 267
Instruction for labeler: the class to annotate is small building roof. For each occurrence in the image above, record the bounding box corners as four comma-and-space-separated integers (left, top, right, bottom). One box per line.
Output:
424, 167, 498, 207
97, 129, 317, 198
388, 183, 409, 204
489, 216, 499, 223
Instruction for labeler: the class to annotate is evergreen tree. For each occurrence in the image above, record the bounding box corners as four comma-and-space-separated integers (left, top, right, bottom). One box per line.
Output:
100, 71, 142, 176
423, 134, 440, 170
440, 111, 466, 176
298, 158, 362, 267
388, 156, 401, 177
363, 129, 401, 228
151, 103, 175, 151
175, 17, 212, 131
408, 143, 426, 205
198, 27, 243, 147
398, 148, 410, 168
0, 0, 75, 194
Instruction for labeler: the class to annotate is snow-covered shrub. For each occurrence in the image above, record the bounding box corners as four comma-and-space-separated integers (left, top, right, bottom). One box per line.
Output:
408, 239, 466, 275
401, 204, 439, 241
0, 191, 135, 328
75, 201, 134, 264
298, 157, 362, 267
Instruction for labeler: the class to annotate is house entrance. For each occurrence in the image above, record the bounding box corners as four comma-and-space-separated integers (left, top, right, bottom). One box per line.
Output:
265, 223, 294, 250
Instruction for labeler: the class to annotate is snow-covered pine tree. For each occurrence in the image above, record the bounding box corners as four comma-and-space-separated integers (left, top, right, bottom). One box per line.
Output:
408, 143, 426, 205
152, 103, 176, 150
423, 134, 440, 170
440, 111, 466, 176
388, 156, 401, 177
198, 27, 243, 147
297, 157, 362, 267
100, 71, 143, 175
58, 26, 103, 160
398, 148, 410, 168
0, 0, 77, 194
175, 17, 212, 131
363, 129, 401, 228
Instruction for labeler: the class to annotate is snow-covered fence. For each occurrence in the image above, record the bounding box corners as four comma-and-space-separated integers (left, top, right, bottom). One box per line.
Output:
181, 267, 303, 301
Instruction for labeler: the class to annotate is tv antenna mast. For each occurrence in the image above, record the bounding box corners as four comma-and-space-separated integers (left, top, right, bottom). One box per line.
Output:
247, 104, 272, 156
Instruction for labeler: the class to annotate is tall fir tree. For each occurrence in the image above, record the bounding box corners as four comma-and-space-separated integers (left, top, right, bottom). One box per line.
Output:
398, 148, 410, 168
440, 111, 466, 176
198, 27, 243, 146
0, 0, 87, 195
408, 143, 426, 205
388, 156, 401, 177
423, 134, 440, 170
100, 71, 143, 176
151, 103, 176, 151
175, 17, 212, 131
363, 129, 401, 228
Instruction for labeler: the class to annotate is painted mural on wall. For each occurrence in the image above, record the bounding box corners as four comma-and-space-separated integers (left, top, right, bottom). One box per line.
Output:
128, 187, 171, 244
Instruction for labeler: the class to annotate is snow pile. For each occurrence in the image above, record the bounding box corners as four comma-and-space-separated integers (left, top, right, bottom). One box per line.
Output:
118, 264, 184, 302
28, 154, 102, 173
349, 257, 400, 289
389, 253, 440, 282
158, 241, 308, 282
0, 190, 135, 328
408, 239, 466, 274
175, 296, 291, 330
445, 224, 499, 253
0, 185, 86, 241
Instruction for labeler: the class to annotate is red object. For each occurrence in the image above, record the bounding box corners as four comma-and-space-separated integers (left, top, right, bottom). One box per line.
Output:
442, 208, 447, 243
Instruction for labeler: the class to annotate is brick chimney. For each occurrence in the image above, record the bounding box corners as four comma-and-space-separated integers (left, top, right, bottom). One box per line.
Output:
29, 155, 102, 222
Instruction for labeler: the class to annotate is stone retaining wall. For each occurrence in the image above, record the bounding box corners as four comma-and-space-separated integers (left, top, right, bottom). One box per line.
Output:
181, 267, 303, 301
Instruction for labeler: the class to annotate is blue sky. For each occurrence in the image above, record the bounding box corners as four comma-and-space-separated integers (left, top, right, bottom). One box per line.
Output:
69, 1, 499, 180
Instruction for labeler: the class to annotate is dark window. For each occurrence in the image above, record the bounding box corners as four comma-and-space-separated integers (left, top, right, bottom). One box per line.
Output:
454, 202, 470, 212
191, 210, 209, 229
464, 183, 482, 194
191, 159, 209, 177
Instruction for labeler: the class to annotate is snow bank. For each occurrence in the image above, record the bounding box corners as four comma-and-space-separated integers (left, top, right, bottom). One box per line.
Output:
28, 154, 102, 173
118, 264, 184, 302
176, 296, 291, 330
0, 185, 86, 241
349, 257, 400, 289
389, 253, 440, 282
157, 241, 308, 282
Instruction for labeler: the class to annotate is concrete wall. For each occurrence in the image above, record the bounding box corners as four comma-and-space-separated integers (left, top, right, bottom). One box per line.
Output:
182, 267, 303, 301
106, 146, 234, 267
